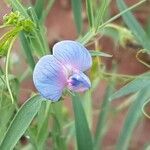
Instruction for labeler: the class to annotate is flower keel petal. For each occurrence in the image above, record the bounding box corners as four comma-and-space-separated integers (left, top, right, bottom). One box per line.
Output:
67, 72, 91, 92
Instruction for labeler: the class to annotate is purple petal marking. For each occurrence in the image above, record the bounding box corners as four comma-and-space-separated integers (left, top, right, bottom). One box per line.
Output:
67, 72, 91, 92
53, 40, 92, 72
33, 55, 67, 101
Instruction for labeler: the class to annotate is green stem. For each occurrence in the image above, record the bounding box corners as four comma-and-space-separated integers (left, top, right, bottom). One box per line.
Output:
36, 101, 51, 150
5, 37, 17, 103
80, 0, 147, 45
41, 0, 55, 22
142, 99, 150, 119
0, 66, 4, 75
0, 76, 6, 85
19, 67, 30, 82
97, 0, 147, 31
101, 71, 137, 80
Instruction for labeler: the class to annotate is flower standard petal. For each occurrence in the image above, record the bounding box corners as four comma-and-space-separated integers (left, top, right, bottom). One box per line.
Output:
33, 55, 67, 101
53, 40, 92, 72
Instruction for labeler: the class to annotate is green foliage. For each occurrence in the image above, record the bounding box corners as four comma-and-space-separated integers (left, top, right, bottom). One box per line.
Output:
51, 102, 67, 150
34, 0, 45, 20
111, 72, 150, 100
72, 94, 93, 150
0, 0, 150, 149
71, 0, 83, 34
94, 76, 116, 150
100, 23, 136, 47
116, 87, 150, 150
86, 0, 94, 28
0, 11, 36, 57
8, 0, 29, 17
117, 0, 150, 50
0, 95, 42, 150
95, 0, 110, 31
20, 33, 36, 70
90, 50, 112, 57
27, 101, 51, 150
3, 11, 35, 32
0, 75, 18, 144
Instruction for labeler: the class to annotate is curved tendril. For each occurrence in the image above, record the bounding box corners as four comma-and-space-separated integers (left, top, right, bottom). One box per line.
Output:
142, 99, 150, 119
5, 37, 17, 103
136, 49, 150, 68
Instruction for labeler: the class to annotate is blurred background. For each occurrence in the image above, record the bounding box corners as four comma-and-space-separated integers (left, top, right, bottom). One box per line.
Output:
0, 0, 150, 149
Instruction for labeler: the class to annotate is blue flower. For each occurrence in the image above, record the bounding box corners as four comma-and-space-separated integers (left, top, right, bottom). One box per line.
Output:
33, 40, 92, 102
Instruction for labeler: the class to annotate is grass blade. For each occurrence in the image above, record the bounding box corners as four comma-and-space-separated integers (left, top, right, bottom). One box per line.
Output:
51, 102, 67, 150
72, 93, 93, 150
20, 33, 36, 70
86, 0, 94, 28
90, 50, 112, 57
34, 0, 45, 20
36, 102, 51, 149
95, 0, 110, 31
26, 7, 49, 55
116, 87, 150, 150
8, 0, 29, 17
94, 78, 116, 150
71, 0, 83, 34
41, 0, 55, 22
117, 0, 150, 50
81, 91, 92, 128
0, 95, 42, 150
79, 0, 146, 45
111, 73, 150, 100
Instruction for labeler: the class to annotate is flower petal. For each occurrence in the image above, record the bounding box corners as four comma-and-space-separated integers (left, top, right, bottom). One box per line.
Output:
67, 72, 91, 92
53, 40, 92, 72
33, 55, 67, 101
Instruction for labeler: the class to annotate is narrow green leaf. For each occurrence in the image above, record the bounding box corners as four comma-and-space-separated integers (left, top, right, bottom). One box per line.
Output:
90, 50, 112, 57
41, 0, 55, 22
71, 0, 83, 34
34, 0, 45, 20
111, 73, 150, 100
117, 0, 150, 50
86, 0, 94, 28
27, 7, 49, 55
0, 104, 15, 143
116, 87, 150, 150
34, 0, 55, 23
20, 33, 36, 70
81, 91, 92, 128
8, 0, 29, 18
78, 30, 95, 45
94, 77, 116, 150
0, 95, 42, 150
0, 67, 3, 75
0, 95, 16, 144
100, 23, 135, 47
95, 0, 110, 30
72, 94, 93, 150
145, 145, 150, 150
79, 0, 146, 45
51, 102, 67, 150
100, 25, 120, 43
36, 102, 51, 150
145, 18, 150, 38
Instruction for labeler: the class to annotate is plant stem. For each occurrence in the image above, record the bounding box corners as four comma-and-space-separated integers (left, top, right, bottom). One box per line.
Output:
142, 99, 150, 119
80, 0, 147, 45
97, 0, 147, 31
5, 37, 17, 103
101, 71, 137, 80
